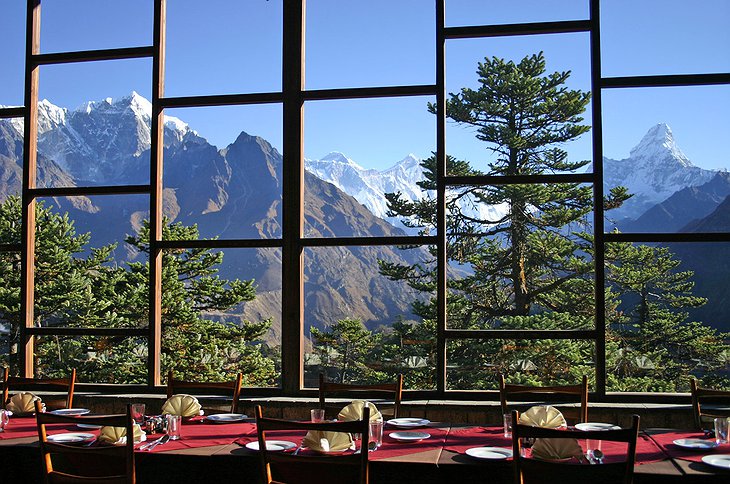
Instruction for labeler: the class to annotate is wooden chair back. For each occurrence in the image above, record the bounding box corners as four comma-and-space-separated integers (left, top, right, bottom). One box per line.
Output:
3, 367, 76, 411
318, 373, 403, 420
690, 378, 730, 431
35, 400, 136, 484
166, 370, 243, 414
255, 405, 370, 484
500, 374, 588, 424
512, 410, 640, 484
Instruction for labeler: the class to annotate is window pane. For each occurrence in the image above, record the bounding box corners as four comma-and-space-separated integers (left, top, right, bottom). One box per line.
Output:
305, 0, 435, 90
446, 35, 592, 175
446, 0, 588, 27
601, 0, 730, 77
602, 85, 730, 231
446, 338, 594, 390
605, 242, 730, 392
0, 1, 25, 106
40, 0, 152, 53
0, 117, 23, 199
304, 245, 435, 390
446, 183, 595, 330
304, 97, 435, 237
37, 61, 152, 187
163, 104, 283, 240
166, 0, 282, 96
0, 251, 20, 372
162, 247, 281, 388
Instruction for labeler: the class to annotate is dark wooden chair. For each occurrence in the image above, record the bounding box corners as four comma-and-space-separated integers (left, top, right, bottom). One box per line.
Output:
255, 405, 370, 484
3, 367, 76, 411
35, 400, 136, 484
690, 378, 730, 431
512, 410, 639, 484
166, 370, 243, 414
318, 373, 403, 420
500, 374, 588, 424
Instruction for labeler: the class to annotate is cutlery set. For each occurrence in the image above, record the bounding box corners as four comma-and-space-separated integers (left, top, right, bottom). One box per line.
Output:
140, 434, 170, 451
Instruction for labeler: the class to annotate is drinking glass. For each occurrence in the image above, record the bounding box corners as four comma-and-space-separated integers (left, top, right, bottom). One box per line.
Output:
503, 413, 512, 438
310, 408, 325, 422
0, 409, 9, 432
166, 414, 182, 440
369, 420, 384, 450
715, 417, 729, 445
131, 403, 146, 425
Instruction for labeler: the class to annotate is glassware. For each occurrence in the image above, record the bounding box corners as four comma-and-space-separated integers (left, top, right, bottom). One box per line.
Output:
131, 403, 146, 425
503, 413, 512, 438
714, 417, 729, 445
0, 409, 9, 432
369, 419, 384, 450
166, 414, 182, 441
310, 408, 325, 422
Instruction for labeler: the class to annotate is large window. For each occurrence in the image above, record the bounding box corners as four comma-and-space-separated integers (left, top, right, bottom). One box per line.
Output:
1, 0, 728, 398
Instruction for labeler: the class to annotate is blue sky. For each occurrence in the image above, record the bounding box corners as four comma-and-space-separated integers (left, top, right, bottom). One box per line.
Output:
1, 0, 728, 170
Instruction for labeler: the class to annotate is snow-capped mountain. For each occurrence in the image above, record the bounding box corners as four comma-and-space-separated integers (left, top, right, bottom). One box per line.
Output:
604, 123, 717, 224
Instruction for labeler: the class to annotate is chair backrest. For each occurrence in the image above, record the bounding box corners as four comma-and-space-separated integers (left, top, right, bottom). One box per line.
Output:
166, 370, 243, 414
35, 400, 136, 484
3, 368, 76, 411
255, 405, 370, 484
318, 373, 403, 419
690, 378, 730, 431
512, 410, 640, 484
500, 374, 588, 424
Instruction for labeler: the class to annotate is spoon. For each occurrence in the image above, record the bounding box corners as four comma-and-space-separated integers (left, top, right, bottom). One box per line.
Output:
593, 448, 604, 464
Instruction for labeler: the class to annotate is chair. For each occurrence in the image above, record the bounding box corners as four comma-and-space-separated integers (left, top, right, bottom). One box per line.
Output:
318, 373, 403, 420
255, 405, 370, 484
3, 367, 76, 411
512, 410, 640, 484
35, 400, 136, 484
166, 370, 243, 414
499, 374, 588, 424
690, 378, 730, 431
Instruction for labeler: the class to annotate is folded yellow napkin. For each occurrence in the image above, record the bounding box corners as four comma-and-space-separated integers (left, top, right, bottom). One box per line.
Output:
519, 405, 566, 429
161, 394, 201, 417
303, 430, 354, 453
337, 400, 381, 422
531, 437, 583, 461
98, 423, 145, 445
6, 392, 41, 414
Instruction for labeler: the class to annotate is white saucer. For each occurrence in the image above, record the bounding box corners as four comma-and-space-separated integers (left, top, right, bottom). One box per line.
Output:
77, 423, 102, 430
50, 408, 91, 416
387, 418, 430, 428
465, 447, 513, 460
47, 432, 95, 444
205, 413, 248, 423
575, 422, 620, 431
390, 431, 430, 442
702, 454, 730, 469
245, 440, 297, 452
673, 438, 719, 450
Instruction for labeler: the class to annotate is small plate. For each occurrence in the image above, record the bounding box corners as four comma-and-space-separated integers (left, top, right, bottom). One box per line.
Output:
245, 440, 297, 452
673, 438, 719, 450
390, 431, 431, 442
76, 423, 102, 430
387, 418, 430, 428
465, 447, 513, 460
50, 408, 91, 416
575, 422, 620, 431
205, 413, 248, 423
47, 432, 95, 444
702, 454, 730, 469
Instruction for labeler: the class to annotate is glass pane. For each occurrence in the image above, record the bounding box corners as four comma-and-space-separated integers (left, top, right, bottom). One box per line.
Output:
0, 251, 20, 372
166, 0, 282, 96
163, 104, 283, 240
446, 35, 592, 174
605, 242, 730, 393
37, 60, 152, 187
304, 97, 435, 237
35, 335, 147, 384
0, 117, 23, 199
446, 183, 595, 330
601, 0, 730, 77
40, 0, 152, 53
0, 1, 25, 106
602, 85, 730, 231
446, 0, 588, 27
306, 0, 435, 89
304, 245, 435, 390
162, 247, 281, 388
446, 338, 594, 390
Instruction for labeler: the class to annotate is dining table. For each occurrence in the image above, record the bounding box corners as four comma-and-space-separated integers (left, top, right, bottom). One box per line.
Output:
1, 413, 729, 483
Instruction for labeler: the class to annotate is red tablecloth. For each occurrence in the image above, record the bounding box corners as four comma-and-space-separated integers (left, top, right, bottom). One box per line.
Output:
648, 430, 730, 463
0, 416, 79, 440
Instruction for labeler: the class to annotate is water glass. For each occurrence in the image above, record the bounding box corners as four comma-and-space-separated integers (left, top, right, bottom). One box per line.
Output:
131, 403, 146, 425
166, 414, 182, 441
715, 417, 729, 445
503, 413, 512, 438
310, 408, 325, 422
369, 420, 384, 450
585, 438, 602, 461
0, 409, 9, 432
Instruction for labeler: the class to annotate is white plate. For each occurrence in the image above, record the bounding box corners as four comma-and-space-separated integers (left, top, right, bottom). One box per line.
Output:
702, 454, 730, 469
245, 440, 297, 452
465, 447, 513, 460
49, 408, 91, 416
390, 431, 431, 442
47, 432, 95, 444
205, 413, 248, 423
673, 438, 719, 450
575, 422, 620, 431
76, 423, 102, 430
387, 418, 430, 428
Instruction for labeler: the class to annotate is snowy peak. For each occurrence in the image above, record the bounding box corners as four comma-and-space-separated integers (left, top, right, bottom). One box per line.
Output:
320, 151, 363, 168
37, 99, 68, 134
629, 123, 692, 168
